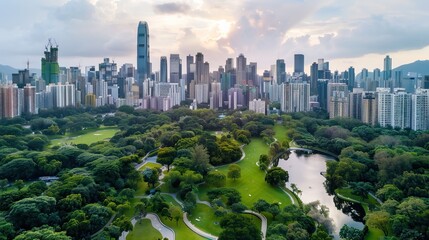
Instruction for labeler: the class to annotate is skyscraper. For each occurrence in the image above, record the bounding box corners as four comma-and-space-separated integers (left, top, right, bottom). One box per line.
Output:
310, 62, 318, 95
186, 55, 194, 82
137, 21, 150, 82
195, 52, 204, 83
383, 55, 392, 81
170, 54, 181, 83
276, 59, 286, 84
41, 39, 59, 84
348, 66, 355, 91
236, 54, 247, 85
160, 56, 167, 82
294, 54, 304, 74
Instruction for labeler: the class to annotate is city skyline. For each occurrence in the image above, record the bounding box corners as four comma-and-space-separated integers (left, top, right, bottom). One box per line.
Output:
1, 0, 429, 74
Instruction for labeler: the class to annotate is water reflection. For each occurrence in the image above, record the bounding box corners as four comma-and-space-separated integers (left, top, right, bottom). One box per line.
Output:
278, 151, 364, 238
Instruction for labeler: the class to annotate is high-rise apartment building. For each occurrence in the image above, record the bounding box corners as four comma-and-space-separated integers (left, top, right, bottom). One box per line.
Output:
280, 82, 310, 113
327, 83, 349, 118
348, 88, 363, 120
137, 21, 150, 82
411, 89, 429, 130
377, 88, 393, 127
362, 92, 377, 126
392, 89, 412, 129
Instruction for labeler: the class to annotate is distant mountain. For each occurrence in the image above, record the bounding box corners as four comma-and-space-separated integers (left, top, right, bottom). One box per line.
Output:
393, 60, 429, 76
0, 64, 41, 80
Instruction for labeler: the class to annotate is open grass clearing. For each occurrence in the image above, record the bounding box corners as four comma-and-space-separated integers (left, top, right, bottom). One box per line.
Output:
199, 138, 293, 208
126, 219, 162, 240
335, 188, 380, 209
50, 126, 119, 146
138, 162, 162, 171
188, 204, 222, 236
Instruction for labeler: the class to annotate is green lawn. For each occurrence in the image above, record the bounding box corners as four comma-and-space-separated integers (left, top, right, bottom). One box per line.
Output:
50, 126, 119, 146
158, 196, 205, 240
127, 219, 162, 240
198, 138, 293, 208
335, 188, 380, 209
138, 162, 162, 171
188, 204, 222, 236
273, 124, 289, 143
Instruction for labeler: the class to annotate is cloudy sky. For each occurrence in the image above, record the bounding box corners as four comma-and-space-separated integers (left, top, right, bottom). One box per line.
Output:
1, 0, 429, 74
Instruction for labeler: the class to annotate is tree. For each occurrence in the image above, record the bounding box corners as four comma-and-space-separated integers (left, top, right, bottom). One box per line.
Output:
14, 179, 25, 190
58, 193, 83, 212
169, 205, 182, 225
219, 213, 262, 240
142, 168, 159, 188
231, 202, 247, 213
227, 164, 241, 181
206, 171, 226, 187
14, 227, 71, 240
258, 154, 270, 171
252, 199, 270, 213
265, 167, 289, 186
349, 182, 374, 199
135, 202, 147, 219
157, 147, 177, 171
290, 183, 302, 196
268, 204, 281, 220
8, 196, 58, 229
0, 179, 7, 189
190, 145, 211, 175
365, 211, 390, 236
0, 158, 36, 181
339, 224, 364, 240
376, 184, 404, 201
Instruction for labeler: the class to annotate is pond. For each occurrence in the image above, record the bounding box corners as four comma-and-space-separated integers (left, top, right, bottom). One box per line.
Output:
278, 151, 365, 238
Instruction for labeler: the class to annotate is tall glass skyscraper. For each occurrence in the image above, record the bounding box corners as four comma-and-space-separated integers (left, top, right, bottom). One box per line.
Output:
383, 55, 392, 81
137, 21, 150, 83
276, 59, 286, 84
294, 54, 304, 74
160, 56, 167, 82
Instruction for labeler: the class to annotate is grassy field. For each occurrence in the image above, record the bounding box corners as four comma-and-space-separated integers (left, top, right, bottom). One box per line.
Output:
188, 204, 222, 236
273, 124, 289, 143
198, 138, 293, 208
50, 126, 119, 146
159, 195, 205, 240
138, 162, 162, 171
126, 219, 162, 240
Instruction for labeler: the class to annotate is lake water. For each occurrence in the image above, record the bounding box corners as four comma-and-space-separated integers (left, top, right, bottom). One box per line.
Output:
278, 151, 364, 238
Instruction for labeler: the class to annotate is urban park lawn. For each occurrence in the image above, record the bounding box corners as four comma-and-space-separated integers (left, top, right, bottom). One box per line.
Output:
50, 126, 119, 146
126, 219, 162, 240
198, 138, 293, 208
188, 203, 262, 236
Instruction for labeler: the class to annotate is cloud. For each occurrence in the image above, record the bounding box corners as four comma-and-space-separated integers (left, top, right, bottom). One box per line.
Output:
154, 2, 191, 14
55, 0, 95, 21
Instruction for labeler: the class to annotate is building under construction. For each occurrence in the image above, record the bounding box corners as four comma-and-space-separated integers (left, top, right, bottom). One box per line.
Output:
41, 39, 59, 84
